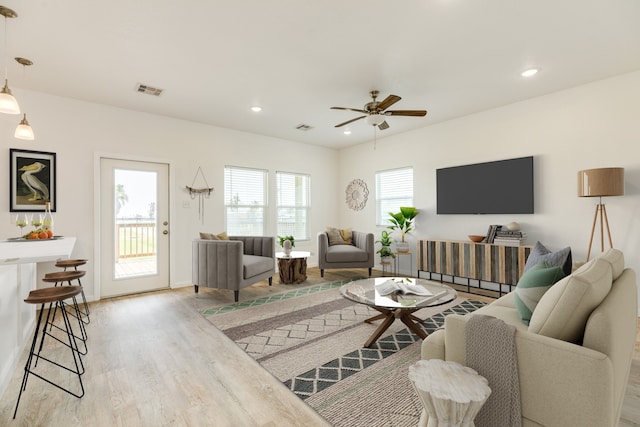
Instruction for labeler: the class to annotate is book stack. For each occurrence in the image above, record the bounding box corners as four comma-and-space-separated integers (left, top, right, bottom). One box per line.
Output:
483, 224, 501, 243
493, 229, 527, 246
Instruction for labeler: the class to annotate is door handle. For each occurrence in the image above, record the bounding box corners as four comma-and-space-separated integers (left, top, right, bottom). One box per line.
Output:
163, 221, 169, 226
163, 230, 169, 235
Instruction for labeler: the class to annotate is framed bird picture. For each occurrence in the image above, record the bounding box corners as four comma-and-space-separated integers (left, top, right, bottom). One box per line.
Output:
10, 149, 57, 212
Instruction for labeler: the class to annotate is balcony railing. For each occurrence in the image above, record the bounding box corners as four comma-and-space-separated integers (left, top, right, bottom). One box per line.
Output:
117, 219, 156, 259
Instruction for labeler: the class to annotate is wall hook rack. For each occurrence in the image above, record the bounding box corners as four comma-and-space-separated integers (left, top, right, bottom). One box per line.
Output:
186, 166, 214, 224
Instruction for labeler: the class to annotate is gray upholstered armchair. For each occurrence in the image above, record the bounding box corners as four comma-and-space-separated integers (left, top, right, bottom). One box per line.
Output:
317, 230, 374, 277
192, 236, 275, 302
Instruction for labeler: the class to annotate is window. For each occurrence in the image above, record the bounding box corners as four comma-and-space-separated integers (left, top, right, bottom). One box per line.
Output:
376, 167, 413, 226
224, 166, 268, 236
276, 171, 310, 240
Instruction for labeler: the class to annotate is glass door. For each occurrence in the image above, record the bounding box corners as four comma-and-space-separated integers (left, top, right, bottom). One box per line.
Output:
100, 158, 170, 297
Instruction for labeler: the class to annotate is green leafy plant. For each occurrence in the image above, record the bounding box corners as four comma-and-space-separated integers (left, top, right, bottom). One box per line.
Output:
277, 235, 295, 247
387, 206, 419, 242
375, 230, 396, 259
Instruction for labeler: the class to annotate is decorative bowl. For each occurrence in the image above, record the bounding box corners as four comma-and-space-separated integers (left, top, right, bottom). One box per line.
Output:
468, 235, 485, 243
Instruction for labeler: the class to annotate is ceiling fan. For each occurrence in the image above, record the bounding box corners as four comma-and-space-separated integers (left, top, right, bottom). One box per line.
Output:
331, 90, 427, 130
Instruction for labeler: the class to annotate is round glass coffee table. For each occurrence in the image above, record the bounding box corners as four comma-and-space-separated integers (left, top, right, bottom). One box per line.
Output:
340, 277, 456, 348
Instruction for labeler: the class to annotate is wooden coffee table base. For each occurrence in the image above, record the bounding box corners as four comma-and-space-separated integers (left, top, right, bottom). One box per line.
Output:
363, 307, 427, 348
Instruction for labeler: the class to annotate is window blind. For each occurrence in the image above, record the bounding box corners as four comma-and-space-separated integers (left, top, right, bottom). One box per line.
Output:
376, 167, 413, 226
224, 166, 268, 236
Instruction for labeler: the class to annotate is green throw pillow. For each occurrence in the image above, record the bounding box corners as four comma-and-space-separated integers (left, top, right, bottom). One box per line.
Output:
514, 262, 566, 325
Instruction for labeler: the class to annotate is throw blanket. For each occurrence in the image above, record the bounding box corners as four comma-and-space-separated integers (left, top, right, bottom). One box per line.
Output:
466, 314, 522, 427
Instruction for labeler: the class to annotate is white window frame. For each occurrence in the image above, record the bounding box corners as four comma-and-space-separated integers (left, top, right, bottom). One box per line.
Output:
375, 167, 414, 226
224, 166, 268, 236
276, 171, 311, 241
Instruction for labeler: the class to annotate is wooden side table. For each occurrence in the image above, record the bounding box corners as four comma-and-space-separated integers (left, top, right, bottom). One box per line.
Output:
409, 359, 491, 427
275, 251, 311, 284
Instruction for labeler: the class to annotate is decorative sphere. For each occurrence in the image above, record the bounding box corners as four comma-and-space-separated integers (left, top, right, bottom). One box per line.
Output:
505, 221, 521, 231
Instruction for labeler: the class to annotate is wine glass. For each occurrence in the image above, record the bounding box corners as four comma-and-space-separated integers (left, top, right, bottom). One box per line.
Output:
31, 213, 43, 230
15, 213, 29, 238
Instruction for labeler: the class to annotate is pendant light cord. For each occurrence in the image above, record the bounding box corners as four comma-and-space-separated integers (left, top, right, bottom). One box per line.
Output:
2, 16, 7, 81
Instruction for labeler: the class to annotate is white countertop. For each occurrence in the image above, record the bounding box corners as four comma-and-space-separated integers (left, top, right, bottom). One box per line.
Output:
0, 236, 77, 264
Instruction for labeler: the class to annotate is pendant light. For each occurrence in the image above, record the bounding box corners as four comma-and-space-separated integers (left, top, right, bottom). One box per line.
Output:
15, 113, 33, 139
14, 57, 33, 140
0, 5, 19, 115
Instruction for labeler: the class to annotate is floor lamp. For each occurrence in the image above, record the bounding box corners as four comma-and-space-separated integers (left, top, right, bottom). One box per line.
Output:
578, 167, 625, 261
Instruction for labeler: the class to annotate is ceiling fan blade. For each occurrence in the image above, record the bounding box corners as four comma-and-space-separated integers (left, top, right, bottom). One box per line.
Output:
376, 95, 401, 111
331, 106, 368, 114
386, 110, 428, 117
378, 121, 390, 130
335, 116, 366, 128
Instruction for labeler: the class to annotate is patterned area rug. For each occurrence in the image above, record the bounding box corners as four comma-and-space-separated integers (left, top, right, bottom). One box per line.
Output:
200, 280, 485, 426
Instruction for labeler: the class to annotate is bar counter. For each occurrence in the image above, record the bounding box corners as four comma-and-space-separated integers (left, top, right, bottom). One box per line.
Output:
0, 236, 76, 400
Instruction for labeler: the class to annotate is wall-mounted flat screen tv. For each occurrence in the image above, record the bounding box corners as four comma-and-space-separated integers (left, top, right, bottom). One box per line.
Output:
436, 156, 534, 214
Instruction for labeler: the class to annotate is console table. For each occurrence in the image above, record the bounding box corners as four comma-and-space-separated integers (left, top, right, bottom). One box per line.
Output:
417, 239, 532, 296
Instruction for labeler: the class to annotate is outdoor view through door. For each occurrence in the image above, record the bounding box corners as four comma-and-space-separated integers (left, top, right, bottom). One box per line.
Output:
100, 158, 169, 298
114, 169, 158, 278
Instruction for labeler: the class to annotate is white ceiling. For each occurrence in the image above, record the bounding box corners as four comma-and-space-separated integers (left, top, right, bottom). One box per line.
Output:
4, 0, 640, 149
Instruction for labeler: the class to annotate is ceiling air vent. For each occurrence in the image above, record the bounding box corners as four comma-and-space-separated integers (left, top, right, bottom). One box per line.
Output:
295, 123, 313, 131
136, 83, 163, 96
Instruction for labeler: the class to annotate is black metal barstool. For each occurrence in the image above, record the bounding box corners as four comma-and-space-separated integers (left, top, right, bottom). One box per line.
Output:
42, 271, 89, 355
55, 259, 90, 323
13, 286, 85, 419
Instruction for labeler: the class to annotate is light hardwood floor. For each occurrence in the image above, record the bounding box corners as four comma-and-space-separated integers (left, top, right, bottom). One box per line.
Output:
0, 268, 638, 426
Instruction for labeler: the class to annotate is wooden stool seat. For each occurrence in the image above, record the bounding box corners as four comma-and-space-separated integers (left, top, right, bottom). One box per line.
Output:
13, 286, 85, 418
55, 259, 88, 269
43, 270, 86, 283
24, 286, 83, 304
53, 260, 91, 323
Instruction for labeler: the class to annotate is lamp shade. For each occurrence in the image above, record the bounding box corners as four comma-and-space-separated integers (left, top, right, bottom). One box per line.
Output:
578, 167, 624, 197
15, 114, 34, 140
365, 114, 385, 126
0, 80, 20, 114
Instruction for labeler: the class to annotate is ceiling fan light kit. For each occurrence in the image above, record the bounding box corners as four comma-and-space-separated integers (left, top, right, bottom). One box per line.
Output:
331, 90, 427, 130
365, 114, 385, 126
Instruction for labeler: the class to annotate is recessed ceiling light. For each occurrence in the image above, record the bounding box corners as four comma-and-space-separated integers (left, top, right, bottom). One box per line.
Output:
521, 68, 539, 77
343, 130, 352, 135
251, 106, 262, 112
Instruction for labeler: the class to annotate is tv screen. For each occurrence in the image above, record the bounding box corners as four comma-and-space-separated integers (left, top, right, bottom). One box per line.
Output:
436, 156, 534, 214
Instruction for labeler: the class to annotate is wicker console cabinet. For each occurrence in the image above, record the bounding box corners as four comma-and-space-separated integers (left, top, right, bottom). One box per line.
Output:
417, 239, 532, 296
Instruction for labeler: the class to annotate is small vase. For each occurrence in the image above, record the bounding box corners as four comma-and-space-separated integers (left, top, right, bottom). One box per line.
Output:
283, 239, 292, 256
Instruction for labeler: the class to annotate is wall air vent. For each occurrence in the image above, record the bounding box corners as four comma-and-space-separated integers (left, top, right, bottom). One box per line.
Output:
295, 123, 313, 131
136, 83, 164, 96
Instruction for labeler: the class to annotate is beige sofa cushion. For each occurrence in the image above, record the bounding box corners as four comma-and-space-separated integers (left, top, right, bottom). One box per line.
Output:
529, 257, 613, 343
598, 248, 625, 280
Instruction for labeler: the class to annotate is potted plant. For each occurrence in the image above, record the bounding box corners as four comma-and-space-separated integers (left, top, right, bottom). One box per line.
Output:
376, 230, 396, 264
277, 235, 295, 256
387, 206, 419, 253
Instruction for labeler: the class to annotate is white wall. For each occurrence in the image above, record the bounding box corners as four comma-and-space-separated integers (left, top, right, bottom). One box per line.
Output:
2, 70, 638, 304
0, 91, 340, 300
338, 70, 640, 302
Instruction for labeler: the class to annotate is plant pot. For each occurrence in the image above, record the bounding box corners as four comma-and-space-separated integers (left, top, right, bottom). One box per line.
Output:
396, 241, 410, 253
380, 256, 392, 265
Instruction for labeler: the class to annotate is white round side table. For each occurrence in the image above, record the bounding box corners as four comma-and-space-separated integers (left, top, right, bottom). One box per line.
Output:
409, 359, 491, 427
